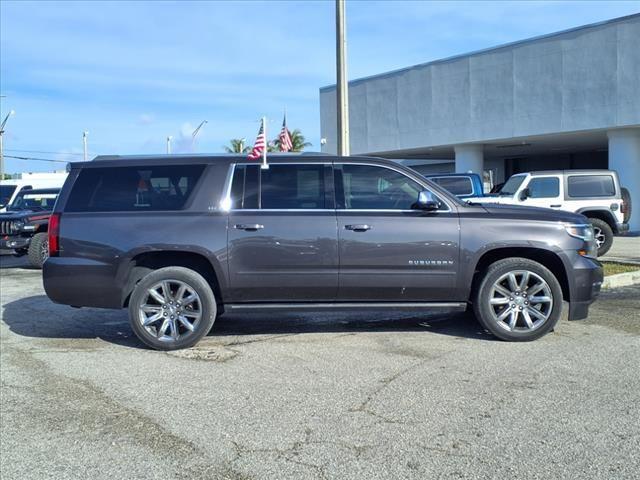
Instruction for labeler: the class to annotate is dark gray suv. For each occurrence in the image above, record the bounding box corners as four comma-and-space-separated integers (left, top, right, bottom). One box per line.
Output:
43, 155, 603, 350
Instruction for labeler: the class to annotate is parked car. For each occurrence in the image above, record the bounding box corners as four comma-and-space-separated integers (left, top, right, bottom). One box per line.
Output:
0, 188, 60, 268
44, 155, 603, 350
423, 173, 485, 199
467, 170, 630, 256
0, 172, 67, 212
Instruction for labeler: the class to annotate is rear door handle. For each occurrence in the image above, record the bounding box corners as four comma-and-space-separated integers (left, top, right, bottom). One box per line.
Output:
234, 224, 264, 231
345, 224, 372, 232
550, 204, 562, 208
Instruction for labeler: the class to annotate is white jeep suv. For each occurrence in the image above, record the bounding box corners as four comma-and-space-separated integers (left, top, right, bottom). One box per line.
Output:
468, 170, 630, 256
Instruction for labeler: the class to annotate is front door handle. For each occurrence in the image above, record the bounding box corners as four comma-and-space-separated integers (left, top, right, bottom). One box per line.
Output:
234, 224, 264, 231
345, 224, 372, 232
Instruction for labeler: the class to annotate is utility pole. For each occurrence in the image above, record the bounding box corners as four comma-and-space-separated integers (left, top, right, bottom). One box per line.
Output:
0, 109, 16, 180
82, 131, 89, 161
336, 0, 350, 156
167, 136, 172, 154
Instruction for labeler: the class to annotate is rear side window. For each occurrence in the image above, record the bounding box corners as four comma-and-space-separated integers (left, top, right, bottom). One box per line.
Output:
527, 177, 559, 198
65, 165, 205, 212
430, 176, 473, 196
567, 175, 615, 198
230, 164, 328, 209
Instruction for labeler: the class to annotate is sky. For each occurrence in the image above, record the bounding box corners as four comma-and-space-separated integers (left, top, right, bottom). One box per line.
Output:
1, 0, 639, 173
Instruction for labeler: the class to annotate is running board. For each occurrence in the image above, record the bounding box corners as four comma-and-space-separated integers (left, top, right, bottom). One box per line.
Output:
225, 302, 467, 312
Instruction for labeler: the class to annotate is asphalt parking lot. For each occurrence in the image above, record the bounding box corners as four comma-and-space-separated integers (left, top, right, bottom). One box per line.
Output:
1, 257, 639, 479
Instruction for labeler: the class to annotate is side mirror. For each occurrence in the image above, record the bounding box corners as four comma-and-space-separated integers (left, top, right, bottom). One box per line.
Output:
414, 190, 440, 211
519, 188, 530, 201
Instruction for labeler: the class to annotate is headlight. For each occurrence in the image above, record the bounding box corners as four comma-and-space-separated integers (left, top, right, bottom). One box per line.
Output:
564, 223, 594, 242
10, 220, 25, 233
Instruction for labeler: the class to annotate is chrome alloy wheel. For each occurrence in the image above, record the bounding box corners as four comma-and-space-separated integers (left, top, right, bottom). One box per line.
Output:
41, 238, 49, 262
488, 270, 553, 333
593, 227, 605, 248
137, 279, 202, 343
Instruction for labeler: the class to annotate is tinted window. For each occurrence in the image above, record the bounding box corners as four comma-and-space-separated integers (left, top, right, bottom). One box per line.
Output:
66, 165, 205, 212
230, 165, 259, 209
568, 175, 616, 198
527, 177, 559, 198
0, 185, 17, 206
340, 164, 425, 210
431, 176, 473, 196
261, 164, 326, 209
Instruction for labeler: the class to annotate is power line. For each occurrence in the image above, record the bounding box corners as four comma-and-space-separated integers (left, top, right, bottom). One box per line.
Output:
4, 148, 86, 156
4, 155, 69, 163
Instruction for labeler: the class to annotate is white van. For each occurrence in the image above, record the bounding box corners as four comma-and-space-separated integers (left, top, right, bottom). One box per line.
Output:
0, 172, 68, 212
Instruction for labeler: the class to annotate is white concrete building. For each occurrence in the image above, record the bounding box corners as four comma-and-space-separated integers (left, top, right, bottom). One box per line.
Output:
320, 14, 640, 230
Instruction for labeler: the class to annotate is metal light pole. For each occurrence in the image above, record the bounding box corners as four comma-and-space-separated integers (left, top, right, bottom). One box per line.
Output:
336, 0, 350, 156
167, 136, 173, 154
0, 109, 16, 180
191, 120, 208, 152
82, 131, 89, 161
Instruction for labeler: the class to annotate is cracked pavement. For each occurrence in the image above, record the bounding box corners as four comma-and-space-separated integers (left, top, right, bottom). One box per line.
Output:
1, 258, 640, 479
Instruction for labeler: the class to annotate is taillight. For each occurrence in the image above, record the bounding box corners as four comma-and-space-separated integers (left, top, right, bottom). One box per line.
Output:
48, 213, 61, 257
621, 201, 627, 214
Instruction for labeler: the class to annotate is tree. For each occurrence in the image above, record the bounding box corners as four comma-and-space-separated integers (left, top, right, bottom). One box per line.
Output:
273, 128, 312, 152
223, 139, 249, 154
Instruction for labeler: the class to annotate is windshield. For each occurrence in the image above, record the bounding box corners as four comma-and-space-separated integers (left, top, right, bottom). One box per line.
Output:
499, 175, 526, 196
8, 190, 59, 211
0, 185, 17, 207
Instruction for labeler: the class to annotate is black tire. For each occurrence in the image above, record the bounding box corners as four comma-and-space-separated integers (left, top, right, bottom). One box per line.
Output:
473, 257, 563, 342
621, 188, 632, 224
27, 232, 49, 269
588, 218, 613, 257
128, 267, 217, 350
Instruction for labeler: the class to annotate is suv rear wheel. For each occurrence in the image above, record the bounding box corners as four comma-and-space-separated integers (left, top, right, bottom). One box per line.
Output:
128, 267, 217, 350
587, 218, 613, 257
473, 258, 563, 341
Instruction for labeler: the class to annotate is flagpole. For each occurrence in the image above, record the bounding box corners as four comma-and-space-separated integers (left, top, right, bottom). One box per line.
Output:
261, 116, 268, 169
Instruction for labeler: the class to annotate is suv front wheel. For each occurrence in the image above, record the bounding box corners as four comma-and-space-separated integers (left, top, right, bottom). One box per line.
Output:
128, 267, 217, 350
473, 258, 563, 341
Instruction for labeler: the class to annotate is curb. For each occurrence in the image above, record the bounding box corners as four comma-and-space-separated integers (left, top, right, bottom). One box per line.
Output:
602, 270, 640, 289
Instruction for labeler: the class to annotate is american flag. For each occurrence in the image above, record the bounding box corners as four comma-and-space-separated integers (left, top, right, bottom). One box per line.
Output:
278, 115, 293, 152
248, 121, 266, 160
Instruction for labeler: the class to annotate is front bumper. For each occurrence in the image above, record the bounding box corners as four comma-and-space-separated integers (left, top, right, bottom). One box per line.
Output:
566, 253, 603, 321
0, 235, 31, 250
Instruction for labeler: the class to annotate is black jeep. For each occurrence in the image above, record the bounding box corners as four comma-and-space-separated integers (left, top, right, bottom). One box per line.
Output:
0, 187, 60, 268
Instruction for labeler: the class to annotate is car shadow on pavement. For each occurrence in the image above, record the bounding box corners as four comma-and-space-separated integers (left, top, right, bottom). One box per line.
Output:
0, 254, 37, 270
2, 296, 494, 350
211, 309, 494, 341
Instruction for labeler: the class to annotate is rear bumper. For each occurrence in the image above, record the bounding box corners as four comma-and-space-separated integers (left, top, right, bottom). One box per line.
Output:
43, 256, 122, 309
565, 254, 603, 321
616, 222, 629, 234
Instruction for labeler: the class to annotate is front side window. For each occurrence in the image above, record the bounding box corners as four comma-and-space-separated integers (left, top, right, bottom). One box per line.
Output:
66, 165, 205, 212
339, 164, 427, 210
230, 163, 327, 210
527, 177, 559, 199
567, 175, 615, 198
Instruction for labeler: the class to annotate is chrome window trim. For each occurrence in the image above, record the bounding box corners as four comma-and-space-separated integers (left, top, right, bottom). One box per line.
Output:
220, 161, 454, 213
336, 161, 453, 213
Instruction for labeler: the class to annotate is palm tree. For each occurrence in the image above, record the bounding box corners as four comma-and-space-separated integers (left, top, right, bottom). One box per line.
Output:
223, 139, 249, 154
273, 128, 312, 152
